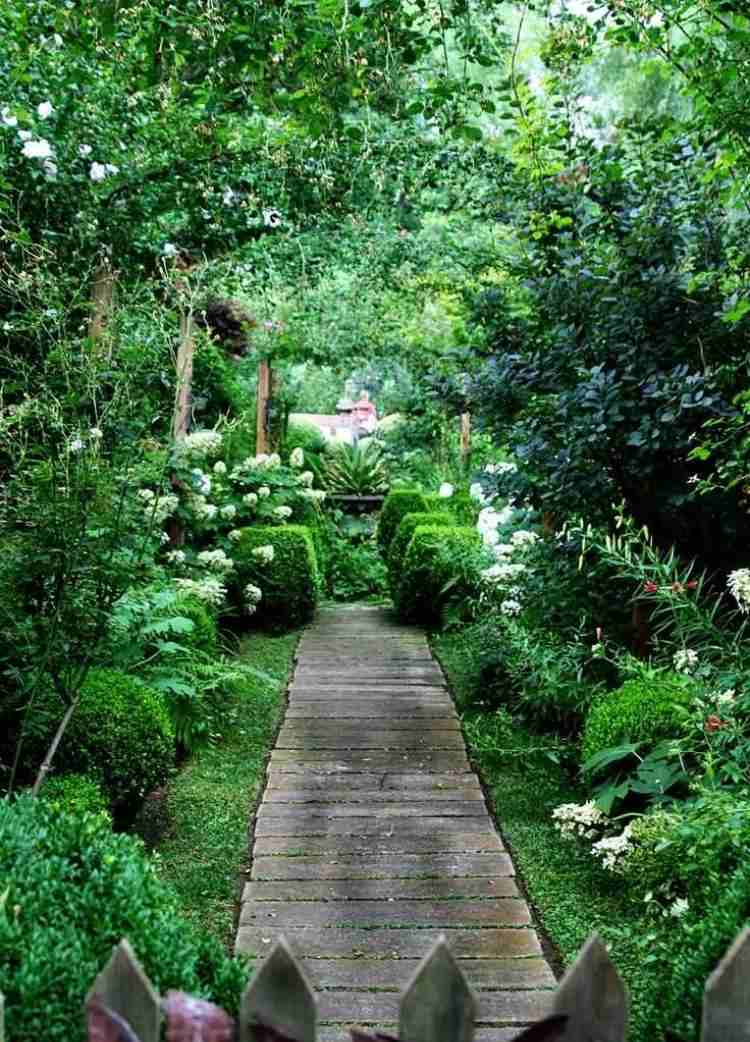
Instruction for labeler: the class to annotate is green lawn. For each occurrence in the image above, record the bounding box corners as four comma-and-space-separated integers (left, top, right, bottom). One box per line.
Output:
432, 627, 668, 1040
150, 630, 299, 947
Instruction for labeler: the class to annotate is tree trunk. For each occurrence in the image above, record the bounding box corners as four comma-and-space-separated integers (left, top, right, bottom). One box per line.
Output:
31, 694, 81, 796
168, 310, 195, 547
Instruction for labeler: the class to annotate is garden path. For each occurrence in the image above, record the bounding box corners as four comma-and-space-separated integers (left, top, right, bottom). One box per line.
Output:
236, 605, 555, 1040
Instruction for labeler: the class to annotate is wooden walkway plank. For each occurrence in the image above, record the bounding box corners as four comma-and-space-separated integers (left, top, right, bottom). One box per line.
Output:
236, 606, 555, 1035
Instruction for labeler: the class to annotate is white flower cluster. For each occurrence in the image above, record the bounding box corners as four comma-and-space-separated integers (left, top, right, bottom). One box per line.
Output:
476, 505, 517, 550
300, 488, 326, 503
244, 583, 262, 605
591, 823, 635, 872
231, 453, 281, 478
243, 492, 258, 508
669, 897, 690, 918
485, 461, 517, 476
500, 599, 522, 617
438, 483, 454, 498
469, 481, 490, 504
552, 801, 606, 840
197, 548, 234, 574
258, 485, 271, 498
715, 688, 736, 707
191, 468, 211, 496
187, 494, 218, 522
221, 504, 236, 520
179, 430, 223, 459
166, 549, 186, 565
290, 447, 305, 468
728, 568, 750, 613
300, 471, 315, 487
510, 530, 539, 548
673, 648, 698, 674
228, 529, 243, 542
174, 577, 226, 607
213, 460, 227, 475
481, 561, 527, 585
90, 161, 119, 182
138, 489, 179, 523
273, 506, 293, 520
252, 544, 275, 565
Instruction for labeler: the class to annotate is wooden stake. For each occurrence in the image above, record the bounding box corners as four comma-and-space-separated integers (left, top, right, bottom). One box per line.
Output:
88, 260, 116, 352
257, 359, 271, 454
173, 310, 195, 442
460, 412, 472, 471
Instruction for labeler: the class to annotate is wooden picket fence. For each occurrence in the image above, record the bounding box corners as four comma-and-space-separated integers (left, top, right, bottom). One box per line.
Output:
1, 928, 750, 1042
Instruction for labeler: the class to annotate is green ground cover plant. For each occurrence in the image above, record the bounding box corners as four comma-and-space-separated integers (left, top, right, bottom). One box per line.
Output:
147, 630, 298, 943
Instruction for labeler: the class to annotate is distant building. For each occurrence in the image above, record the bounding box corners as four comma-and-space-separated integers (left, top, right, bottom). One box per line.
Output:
290, 390, 378, 444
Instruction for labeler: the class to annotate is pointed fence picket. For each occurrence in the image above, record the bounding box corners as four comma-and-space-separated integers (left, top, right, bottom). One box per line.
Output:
2, 928, 750, 1041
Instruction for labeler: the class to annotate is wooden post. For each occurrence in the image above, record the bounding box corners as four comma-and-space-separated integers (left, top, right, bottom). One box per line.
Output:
172, 310, 195, 442
268, 366, 284, 452
460, 412, 471, 471
256, 359, 271, 454
88, 260, 116, 352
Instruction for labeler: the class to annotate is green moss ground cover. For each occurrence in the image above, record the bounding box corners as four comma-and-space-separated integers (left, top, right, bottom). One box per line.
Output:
432, 627, 668, 1039
149, 630, 299, 946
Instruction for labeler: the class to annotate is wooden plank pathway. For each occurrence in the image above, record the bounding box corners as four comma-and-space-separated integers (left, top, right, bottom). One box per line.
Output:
236, 605, 555, 1040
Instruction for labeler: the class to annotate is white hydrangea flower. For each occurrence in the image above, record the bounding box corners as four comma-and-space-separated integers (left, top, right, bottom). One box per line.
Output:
1, 107, 18, 127
37, 101, 53, 119
258, 485, 271, 498
197, 548, 234, 573
716, 689, 736, 707
501, 599, 522, 617
273, 505, 293, 520
180, 429, 223, 458
300, 487, 326, 502
78, 143, 92, 157
69, 436, 84, 453
242, 492, 259, 507
89, 161, 108, 182
246, 604, 257, 617
481, 561, 527, 585
485, 461, 517, 476
150, 493, 179, 523
174, 577, 226, 607
591, 824, 635, 872
138, 488, 156, 502
493, 543, 515, 558
251, 544, 275, 565
191, 468, 211, 496
162, 242, 178, 257
510, 530, 539, 548
290, 447, 305, 468
244, 583, 263, 605
469, 482, 488, 503
161, 531, 171, 545
300, 471, 314, 487
228, 529, 243, 542
673, 649, 698, 674
728, 568, 750, 613
438, 482, 454, 498
552, 801, 606, 840
220, 504, 237, 520
213, 460, 227, 475
23, 138, 53, 159
166, 549, 186, 565
89, 427, 103, 439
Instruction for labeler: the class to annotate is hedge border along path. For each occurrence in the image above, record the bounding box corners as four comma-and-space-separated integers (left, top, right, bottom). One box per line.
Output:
236, 606, 555, 1041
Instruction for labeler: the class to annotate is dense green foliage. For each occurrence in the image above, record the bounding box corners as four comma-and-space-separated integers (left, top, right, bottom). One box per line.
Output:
234, 524, 319, 629
388, 511, 453, 588
377, 491, 429, 552
396, 524, 481, 623
0, 796, 246, 1042
581, 674, 695, 767
40, 773, 110, 818
28, 669, 174, 814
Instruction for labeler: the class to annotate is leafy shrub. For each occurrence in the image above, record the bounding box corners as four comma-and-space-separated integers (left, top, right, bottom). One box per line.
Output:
284, 421, 327, 457
581, 671, 695, 768
377, 490, 429, 553
26, 669, 175, 814
330, 539, 388, 601
40, 773, 110, 817
620, 791, 750, 912
0, 795, 246, 1042
234, 524, 320, 629
388, 511, 453, 589
395, 524, 481, 623
324, 441, 389, 495
649, 858, 750, 1042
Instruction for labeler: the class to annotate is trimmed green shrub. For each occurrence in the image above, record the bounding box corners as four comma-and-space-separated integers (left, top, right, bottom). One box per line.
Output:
388, 511, 453, 589
26, 669, 175, 813
40, 773, 110, 817
234, 524, 319, 629
377, 490, 429, 553
581, 672, 694, 768
0, 795, 247, 1042
396, 524, 481, 623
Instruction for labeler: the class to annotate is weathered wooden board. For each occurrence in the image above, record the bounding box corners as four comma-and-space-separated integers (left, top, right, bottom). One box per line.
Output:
249, 852, 513, 880
240, 898, 531, 928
